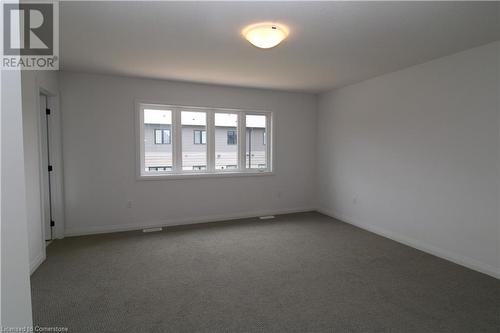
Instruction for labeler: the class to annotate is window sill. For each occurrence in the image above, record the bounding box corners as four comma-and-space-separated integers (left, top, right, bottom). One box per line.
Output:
137, 170, 274, 181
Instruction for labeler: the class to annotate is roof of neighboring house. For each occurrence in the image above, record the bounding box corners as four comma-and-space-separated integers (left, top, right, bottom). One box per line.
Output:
144, 109, 265, 128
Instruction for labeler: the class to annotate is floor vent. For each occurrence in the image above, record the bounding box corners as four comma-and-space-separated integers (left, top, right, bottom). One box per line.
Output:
143, 227, 163, 233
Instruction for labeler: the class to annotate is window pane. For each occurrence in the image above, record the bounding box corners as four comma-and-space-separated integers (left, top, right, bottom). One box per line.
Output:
227, 130, 237, 145
144, 109, 172, 172
163, 129, 171, 144
201, 130, 206, 144
246, 114, 267, 169
215, 113, 238, 170
154, 129, 162, 144
194, 130, 201, 144
182, 111, 207, 171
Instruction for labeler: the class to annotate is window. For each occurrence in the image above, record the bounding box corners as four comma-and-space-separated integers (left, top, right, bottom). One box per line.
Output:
227, 130, 237, 145
154, 129, 171, 144
183, 111, 207, 171
138, 103, 272, 177
149, 166, 172, 171
215, 113, 238, 170
246, 114, 268, 169
193, 130, 206, 145
142, 108, 173, 173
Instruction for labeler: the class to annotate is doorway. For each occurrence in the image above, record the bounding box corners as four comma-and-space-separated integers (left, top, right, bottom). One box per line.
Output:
40, 93, 54, 241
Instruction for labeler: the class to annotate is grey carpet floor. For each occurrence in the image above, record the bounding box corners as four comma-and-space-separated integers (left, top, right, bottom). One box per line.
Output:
31, 212, 500, 332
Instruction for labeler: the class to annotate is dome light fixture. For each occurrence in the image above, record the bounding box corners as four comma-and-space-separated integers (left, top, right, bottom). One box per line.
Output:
242, 22, 289, 49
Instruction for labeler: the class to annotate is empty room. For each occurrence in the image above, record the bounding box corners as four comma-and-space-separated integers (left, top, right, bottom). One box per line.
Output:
1, 1, 500, 332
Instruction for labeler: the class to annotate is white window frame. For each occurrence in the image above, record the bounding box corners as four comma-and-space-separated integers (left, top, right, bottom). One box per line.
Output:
136, 102, 274, 180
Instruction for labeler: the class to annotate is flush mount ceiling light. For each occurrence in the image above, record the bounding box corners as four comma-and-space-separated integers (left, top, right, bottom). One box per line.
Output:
242, 22, 289, 49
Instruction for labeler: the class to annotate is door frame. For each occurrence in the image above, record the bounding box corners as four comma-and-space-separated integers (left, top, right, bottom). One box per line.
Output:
39, 93, 51, 241
37, 86, 64, 244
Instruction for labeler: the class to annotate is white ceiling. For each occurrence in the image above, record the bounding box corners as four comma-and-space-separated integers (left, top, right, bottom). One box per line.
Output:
60, 1, 500, 93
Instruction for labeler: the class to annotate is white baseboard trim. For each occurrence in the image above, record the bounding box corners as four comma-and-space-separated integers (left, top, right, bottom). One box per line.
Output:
64, 207, 315, 237
30, 251, 46, 275
317, 207, 500, 280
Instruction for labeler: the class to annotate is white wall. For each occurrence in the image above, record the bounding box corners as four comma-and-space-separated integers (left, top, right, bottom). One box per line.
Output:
21, 71, 60, 274
1, 67, 33, 327
317, 41, 500, 278
59, 72, 317, 235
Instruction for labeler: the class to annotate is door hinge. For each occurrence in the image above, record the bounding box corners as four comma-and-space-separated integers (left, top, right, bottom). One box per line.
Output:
48, 165, 53, 172
50, 220, 55, 227
46, 108, 51, 115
